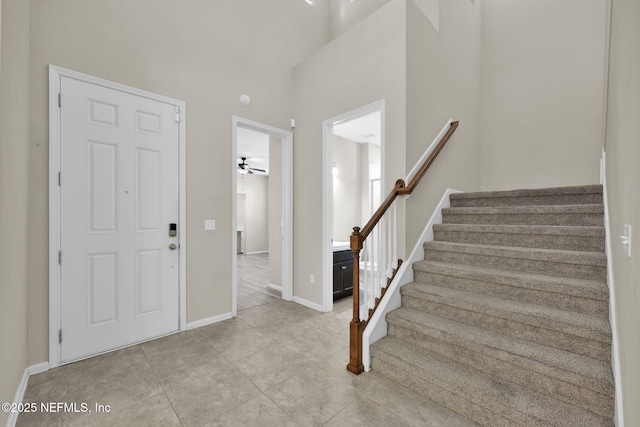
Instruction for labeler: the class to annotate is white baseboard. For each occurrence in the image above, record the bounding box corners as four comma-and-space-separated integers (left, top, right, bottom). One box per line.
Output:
292, 296, 324, 312
602, 150, 624, 427
362, 188, 460, 371
186, 312, 233, 330
245, 250, 268, 255
27, 362, 50, 376
267, 283, 282, 292
6, 362, 50, 427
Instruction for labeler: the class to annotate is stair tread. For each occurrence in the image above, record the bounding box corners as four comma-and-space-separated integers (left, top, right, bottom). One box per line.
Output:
412, 260, 608, 301
433, 223, 605, 237
443, 204, 604, 215
401, 283, 611, 343
387, 307, 614, 394
423, 241, 607, 266
372, 337, 611, 426
449, 185, 603, 201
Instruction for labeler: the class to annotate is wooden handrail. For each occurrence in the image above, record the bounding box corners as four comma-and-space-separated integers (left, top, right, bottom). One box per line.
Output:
400, 121, 459, 195
347, 120, 459, 375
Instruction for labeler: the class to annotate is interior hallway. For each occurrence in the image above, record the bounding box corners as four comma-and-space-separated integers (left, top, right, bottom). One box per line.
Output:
17, 298, 477, 426
237, 253, 281, 311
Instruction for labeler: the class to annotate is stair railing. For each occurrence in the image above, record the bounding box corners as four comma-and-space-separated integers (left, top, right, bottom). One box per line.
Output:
347, 120, 459, 375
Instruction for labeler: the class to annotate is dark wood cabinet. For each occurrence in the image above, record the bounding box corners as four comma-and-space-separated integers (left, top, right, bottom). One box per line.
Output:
333, 250, 354, 300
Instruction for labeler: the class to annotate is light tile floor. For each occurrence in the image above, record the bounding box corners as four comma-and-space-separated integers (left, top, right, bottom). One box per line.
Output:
17, 298, 477, 426
237, 253, 281, 311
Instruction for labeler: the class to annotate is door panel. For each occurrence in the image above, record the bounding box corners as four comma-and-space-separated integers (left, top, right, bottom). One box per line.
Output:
87, 140, 118, 233
87, 252, 118, 326
60, 76, 179, 362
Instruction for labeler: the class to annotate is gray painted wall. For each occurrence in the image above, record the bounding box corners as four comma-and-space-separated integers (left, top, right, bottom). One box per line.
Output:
405, 0, 483, 255
604, 0, 640, 421
293, 0, 407, 306
237, 174, 269, 254
333, 136, 362, 242
26, 0, 331, 363
480, 0, 607, 190
0, 0, 30, 423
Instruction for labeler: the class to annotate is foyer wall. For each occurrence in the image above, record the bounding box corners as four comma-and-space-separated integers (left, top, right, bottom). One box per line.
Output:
604, 0, 640, 422
293, 0, 407, 307
27, 0, 330, 363
480, 0, 608, 190
0, 0, 30, 423
404, 0, 482, 255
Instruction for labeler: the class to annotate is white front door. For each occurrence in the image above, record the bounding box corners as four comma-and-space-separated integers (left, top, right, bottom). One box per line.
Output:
59, 76, 180, 362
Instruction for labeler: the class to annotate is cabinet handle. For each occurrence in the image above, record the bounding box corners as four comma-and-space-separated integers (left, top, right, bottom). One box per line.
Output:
341, 266, 347, 270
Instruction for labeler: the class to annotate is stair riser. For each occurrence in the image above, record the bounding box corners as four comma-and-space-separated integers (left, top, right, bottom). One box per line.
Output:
387, 323, 614, 418
422, 249, 606, 282
434, 229, 605, 252
372, 355, 537, 427
401, 295, 611, 361
442, 212, 603, 227
413, 270, 608, 317
450, 194, 602, 208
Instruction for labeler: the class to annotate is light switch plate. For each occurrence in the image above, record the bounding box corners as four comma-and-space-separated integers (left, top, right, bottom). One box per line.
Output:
204, 220, 216, 231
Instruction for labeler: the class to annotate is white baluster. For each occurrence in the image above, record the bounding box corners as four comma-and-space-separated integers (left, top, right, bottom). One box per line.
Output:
386, 211, 392, 278
393, 202, 398, 269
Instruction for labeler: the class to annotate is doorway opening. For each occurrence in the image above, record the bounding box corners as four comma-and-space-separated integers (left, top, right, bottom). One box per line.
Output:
322, 100, 385, 313
231, 117, 293, 316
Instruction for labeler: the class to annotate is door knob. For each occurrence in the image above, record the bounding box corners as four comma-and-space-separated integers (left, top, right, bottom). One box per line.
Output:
169, 243, 177, 250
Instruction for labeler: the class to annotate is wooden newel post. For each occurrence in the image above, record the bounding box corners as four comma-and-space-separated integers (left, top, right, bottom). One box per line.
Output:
347, 227, 365, 375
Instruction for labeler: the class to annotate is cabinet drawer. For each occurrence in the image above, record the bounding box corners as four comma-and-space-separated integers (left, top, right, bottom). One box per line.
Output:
333, 250, 353, 264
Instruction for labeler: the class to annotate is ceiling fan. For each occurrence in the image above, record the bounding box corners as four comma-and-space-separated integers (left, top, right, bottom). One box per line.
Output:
237, 157, 265, 174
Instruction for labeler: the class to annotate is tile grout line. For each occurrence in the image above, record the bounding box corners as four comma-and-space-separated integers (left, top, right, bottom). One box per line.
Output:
139, 344, 186, 427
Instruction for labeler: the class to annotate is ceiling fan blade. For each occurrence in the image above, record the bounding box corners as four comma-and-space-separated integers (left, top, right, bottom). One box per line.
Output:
249, 167, 266, 173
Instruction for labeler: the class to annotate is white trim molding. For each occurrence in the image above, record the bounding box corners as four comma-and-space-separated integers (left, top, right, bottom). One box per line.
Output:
186, 312, 234, 330
231, 116, 294, 317
601, 149, 624, 427
48, 65, 188, 368
322, 99, 386, 313
362, 188, 460, 371
267, 283, 283, 292
292, 296, 324, 312
6, 363, 50, 427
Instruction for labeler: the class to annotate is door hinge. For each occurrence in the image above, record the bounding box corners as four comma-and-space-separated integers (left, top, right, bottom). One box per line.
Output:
58, 93, 62, 108
58, 172, 61, 186
58, 251, 62, 265
174, 105, 181, 122
58, 329, 62, 344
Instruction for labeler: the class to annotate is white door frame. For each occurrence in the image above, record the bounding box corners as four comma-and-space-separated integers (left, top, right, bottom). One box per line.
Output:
48, 65, 187, 368
231, 116, 293, 316
321, 99, 386, 312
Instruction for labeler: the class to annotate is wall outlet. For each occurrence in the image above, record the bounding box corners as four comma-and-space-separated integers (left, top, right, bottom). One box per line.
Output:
204, 219, 216, 231
309, 274, 315, 284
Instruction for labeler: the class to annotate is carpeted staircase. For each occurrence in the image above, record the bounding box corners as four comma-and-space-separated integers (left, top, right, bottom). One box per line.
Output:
371, 185, 614, 427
